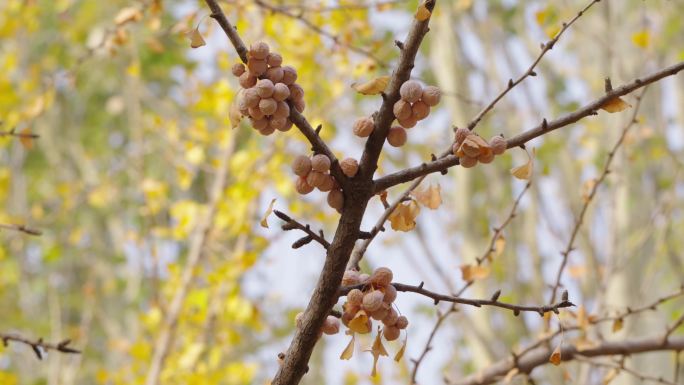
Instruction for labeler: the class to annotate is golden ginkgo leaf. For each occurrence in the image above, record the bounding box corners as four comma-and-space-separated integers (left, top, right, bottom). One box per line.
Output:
388, 200, 420, 232
351, 76, 390, 95
612, 318, 624, 333
368, 327, 389, 377
394, 338, 407, 362
259, 198, 276, 228
413, 184, 442, 210
348, 310, 371, 334
188, 27, 206, 49
600, 97, 631, 113
340, 333, 355, 360
459, 264, 490, 281
510, 148, 535, 180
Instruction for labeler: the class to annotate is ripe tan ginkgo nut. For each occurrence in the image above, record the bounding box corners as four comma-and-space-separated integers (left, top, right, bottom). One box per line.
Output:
244, 88, 260, 108
273, 83, 291, 102
289, 84, 304, 101
306, 171, 327, 188
247, 58, 268, 76
239, 72, 257, 88
362, 290, 385, 313
281, 119, 293, 132
393, 100, 412, 120
383, 284, 397, 303
490, 135, 507, 155
291, 155, 312, 177
322, 316, 340, 335
421, 85, 442, 106
353, 117, 374, 137
399, 80, 423, 103
269, 117, 288, 131
282, 65, 298, 85
249, 41, 270, 60
259, 98, 278, 116
387, 126, 407, 147
395, 315, 409, 330
340, 158, 359, 178
397, 116, 417, 129
293, 98, 306, 113
478, 151, 494, 164
267, 52, 283, 67
327, 189, 344, 211
256, 79, 275, 98
273, 101, 290, 118
295, 176, 314, 194
265, 66, 284, 83
412, 100, 430, 121
311, 154, 331, 173
370, 304, 390, 320
248, 107, 265, 120
347, 288, 364, 305
459, 155, 477, 168
318, 175, 335, 192
455, 127, 470, 146
371, 267, 393, 287
250, 117, 268, 130
258, 125, 276, 136
342, 270, 361, 286
383, 325, 401, 341
231, 63, 246, 77
382, 308, 399, 326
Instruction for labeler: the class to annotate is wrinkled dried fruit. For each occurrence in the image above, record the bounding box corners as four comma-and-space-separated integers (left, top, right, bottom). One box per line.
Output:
399, 80, 423, 103
347, 289, 364, 305
259, 98, 278, 116
293, 98, 306, 113
393, 99, 412, 120
478, 151, 494, 164
411, 100, 430, 120
459, 155, 477, 168
250, 116, 268, 130
383, 326, 401, 341
318, 175, 335, 192
306, 171, 327, 188
371, 267, 393, 287
295, 176, 314, 194
421, 85, 441, 106
387, 126, 407, 147
256, 79, 275, 98
248, 107, 265, 120
455, 127, 470, 146
341, 311, 354, 326
265, 66, 284, 83
460, 137, 482, 158
247, 58, 268, 76
289, 83, 304, 101
282, 65, 298, 85
353, 117, 374, 137
362, 290, 385, 313
397, 116, 417, 129
273, 100, 290, 118
383, 284, 397, 303
370, 303, 390, 320
244, 88, 260, 108
249, 41, 270, 60
267, 52, 282, 67
272, 83, 291, 102
259, 124, 276, 136
231, 63, 245, 77
382, 307, 399, 326
311, 154, 331, 173
490, 135, 507, 155
239, 72, 257, 88
340, 158, 359, 178
292, 155, 312, 177
395, 315, 409, 330
269, 117, 287, 131
342, 270, 361, 286
327, 189, 344, 211
322, 316, 340, 335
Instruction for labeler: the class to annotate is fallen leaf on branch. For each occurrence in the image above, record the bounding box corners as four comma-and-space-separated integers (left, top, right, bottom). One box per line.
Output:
413, 184, 442, 209
600, 97, 631, 113
460, 264, 490, 281
188, 27, 206, 49
260, 199, 276, 228
351, 76, 390, 95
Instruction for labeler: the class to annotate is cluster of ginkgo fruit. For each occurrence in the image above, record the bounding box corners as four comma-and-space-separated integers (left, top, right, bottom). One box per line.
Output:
232, 41, 305, 135
339, 267, 408, 341
291, 153, 361, 212
452, 127, 507, 168
352, 80, 441, 147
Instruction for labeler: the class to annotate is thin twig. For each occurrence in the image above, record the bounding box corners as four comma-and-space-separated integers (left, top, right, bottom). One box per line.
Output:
548, 88, 647, 304
575, 356, 679, 385
0, 223, 42, 236
662, 313, 684, 344
273, 210, 330, 249
409, 305, 456, 383
0, 130, 40, 139
1, 333, 80, 359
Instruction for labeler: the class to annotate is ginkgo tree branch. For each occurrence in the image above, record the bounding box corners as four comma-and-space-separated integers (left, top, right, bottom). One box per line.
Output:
449, 336, 684, 385
1, 332, 80, 359
372, 60, 684, 193
0, 223, 42, 236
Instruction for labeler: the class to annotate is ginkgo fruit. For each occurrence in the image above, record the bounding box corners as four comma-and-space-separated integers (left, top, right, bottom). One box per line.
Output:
293, 98, 306, 113
347, 289, 364, 305
362, 290, 385, 313
455, 127, 470, 146
267, 52, 283, 67
342, 270, 361, 286
318, 175, 336, 192
369, 304, 390, 320
311, 154, 331, 173
411, 100, 430, 120
340, 158, 359, 178
387, 126, 407, 147
393, 99, 413, 120
327, 189, 344, 211
292, 155, 312, 177
289, 84, 304, 101
248, 107, 265, 120
231, 63, 245, 77
397, 116, 417, 129
353, 117, 375, 137
306, 171, 327, 188
272, 83, 290, 102
322, 316, 340, 335
259, 98, 277, 116
383, 284, 397, 303
247, 58, 268, 76
265, 66, 284, 83
383, 326, 401, 341
239, 72, 257, 88
269, 117, 288, 131
249, 41, 270, 60
256, 79, 275, 98
490, 135, 507, 155
382, 307, 399, 326
259, 124, 276, 136
395, 316, 409, 330
370, 267, 393, 287
295, 176, 314, 195
459, 155, 477, 168
273, 101, 290, 118
399, 80, 423, 103
282, 65, 298, 85
421, 85, 441, 106
244, 88, 260, 108
250, 116, 268, 130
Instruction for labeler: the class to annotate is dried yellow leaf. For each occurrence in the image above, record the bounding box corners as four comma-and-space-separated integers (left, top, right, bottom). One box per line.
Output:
340, 333, 355, 360
260, 198, 276, 228
612, 318, 624, 333
229, 90, 244, 129
549, 344, 562, 366
349, 310, 371, 334
394, 338, 407, 362
510, 148, 535, 180
388, 200, 420, 232
413, 184, 442, 210
188, 27, 206, 49
459, 264, 490, 282
114, 7, 143, 26
493, 235, 506, 258
351, 76, 390, 95
368, 328, 389, 377
415, 2, 431, 21
601, 97, 631, 113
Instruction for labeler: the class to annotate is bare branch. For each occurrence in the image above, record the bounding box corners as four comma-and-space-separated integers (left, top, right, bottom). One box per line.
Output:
273, 210, 330, 249
575, 356, 680, 385
373, 61, 684, 193
410, 305, 456, 383
0, 223, 42, 236
1, 333, 80, 359
449, 336, 684, 385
